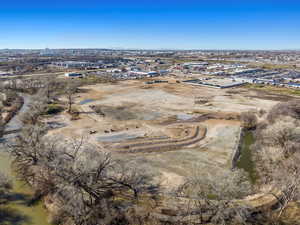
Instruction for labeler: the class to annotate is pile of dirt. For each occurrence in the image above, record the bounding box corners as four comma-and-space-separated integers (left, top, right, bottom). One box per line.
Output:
109, 126, 207, 154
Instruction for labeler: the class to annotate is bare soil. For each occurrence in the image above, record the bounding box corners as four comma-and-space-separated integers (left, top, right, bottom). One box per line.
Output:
44, 78, 281, 190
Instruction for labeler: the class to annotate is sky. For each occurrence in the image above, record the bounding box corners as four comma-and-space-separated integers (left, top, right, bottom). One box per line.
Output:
0, 0, 300, 50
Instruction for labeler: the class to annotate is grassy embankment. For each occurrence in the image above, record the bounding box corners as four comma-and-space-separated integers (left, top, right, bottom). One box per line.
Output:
245, 83, 300, 97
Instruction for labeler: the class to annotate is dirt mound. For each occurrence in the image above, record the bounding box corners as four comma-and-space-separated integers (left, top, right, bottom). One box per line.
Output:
109, 126, 207, 154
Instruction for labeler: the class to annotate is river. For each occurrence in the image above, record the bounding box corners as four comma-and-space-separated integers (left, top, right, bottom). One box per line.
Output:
0, 95, 51, 225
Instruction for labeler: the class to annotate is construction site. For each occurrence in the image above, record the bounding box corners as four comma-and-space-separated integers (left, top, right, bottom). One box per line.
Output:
45, 78, 281, 190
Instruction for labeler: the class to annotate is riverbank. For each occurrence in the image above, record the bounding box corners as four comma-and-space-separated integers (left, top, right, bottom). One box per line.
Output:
0, 151, 51, 225
0, 94, 51, 225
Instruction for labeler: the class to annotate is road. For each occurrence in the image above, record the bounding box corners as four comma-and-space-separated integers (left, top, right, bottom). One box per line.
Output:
0, 68, 107, 79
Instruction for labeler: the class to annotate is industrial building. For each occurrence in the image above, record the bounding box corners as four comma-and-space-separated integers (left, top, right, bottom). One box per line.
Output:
64, 72, 83, 78
0, 71, 12, 76
183, 78, 246, 89
182, 62, 209, 71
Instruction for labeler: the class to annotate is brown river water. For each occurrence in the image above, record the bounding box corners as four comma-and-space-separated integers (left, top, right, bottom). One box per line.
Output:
0, 94, 51, 225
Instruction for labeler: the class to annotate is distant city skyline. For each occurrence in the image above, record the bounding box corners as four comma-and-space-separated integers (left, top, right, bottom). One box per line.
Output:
0, 0, 300, 50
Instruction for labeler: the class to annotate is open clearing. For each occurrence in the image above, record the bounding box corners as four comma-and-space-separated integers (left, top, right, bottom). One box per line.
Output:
45, 78, 280, 190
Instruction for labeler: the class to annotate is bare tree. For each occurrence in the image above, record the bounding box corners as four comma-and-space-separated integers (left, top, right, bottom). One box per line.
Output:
267, 100, 300, 123
261, 117, 300, 158
8, 124, 47, 181
240, 112, 257, 129
43, 76, 59, 103
9, 127, 157, 225
65, 81, 78, 113
178, 169, 252, 200
8, 78, 18, 90
253, 116, 300, 221
255, 146, 300, 221
21, 92, 48, 125
2, 89, 18, 107
0, 173, 12, 204
176, 169, 254, 225
41, 140, 156, 225
272, 153, 300, 219
0, 106, 4, 137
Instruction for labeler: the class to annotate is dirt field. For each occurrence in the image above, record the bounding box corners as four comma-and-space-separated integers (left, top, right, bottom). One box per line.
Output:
45, 78, 281, 190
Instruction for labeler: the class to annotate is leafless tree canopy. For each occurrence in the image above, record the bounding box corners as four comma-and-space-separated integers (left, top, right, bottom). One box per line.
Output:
260, 117, 300, 158
253, 114, 300, 220
0, 106, 4, 136
178, 169, 252, 200
65, 81, 80, 113
0, 173, 12, 202
174, 169, 254, 225
42, 76, 60, 102
240, 111, 257, 129
267, 100, 300, 123
9, 124, 158, 225
21, 92, 48, 125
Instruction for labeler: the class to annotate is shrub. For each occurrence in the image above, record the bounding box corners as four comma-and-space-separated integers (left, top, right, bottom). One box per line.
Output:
267, 100, 300, 123
70, 112, 80, 120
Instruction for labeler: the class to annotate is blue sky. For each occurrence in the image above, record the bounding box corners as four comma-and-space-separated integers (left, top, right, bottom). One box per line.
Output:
0, 0, 299, 49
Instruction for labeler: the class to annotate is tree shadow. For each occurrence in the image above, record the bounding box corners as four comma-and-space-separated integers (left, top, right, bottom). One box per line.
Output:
0, 207, 31, 225
26, 192, 44, 207
146, 184, 161, 195
46, 121, 67, 130
1, 192, 32, 206
8, 193, 31, 202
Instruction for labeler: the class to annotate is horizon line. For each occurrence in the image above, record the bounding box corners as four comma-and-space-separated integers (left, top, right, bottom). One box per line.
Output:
1, 47, 300, 51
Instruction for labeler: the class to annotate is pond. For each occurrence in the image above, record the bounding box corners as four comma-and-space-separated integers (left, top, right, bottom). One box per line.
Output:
236, 131, 257, 184
176, 113, 194, 121
79, 99, 95, 105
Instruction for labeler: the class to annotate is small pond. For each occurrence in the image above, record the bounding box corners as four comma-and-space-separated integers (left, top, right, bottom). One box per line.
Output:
176, 113, 194, 121
97, 133, 142, 143
79, 99, 95, 105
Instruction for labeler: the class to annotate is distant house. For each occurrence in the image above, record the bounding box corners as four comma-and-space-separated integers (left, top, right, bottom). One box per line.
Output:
287, 82, 300, 88
147, 71, 159, 77
159, 70, 169, 75
64, 72, 83, 78
0, 71, 12, 76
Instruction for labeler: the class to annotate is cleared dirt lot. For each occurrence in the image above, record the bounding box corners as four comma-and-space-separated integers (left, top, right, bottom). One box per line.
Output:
45, 78, 280, 190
